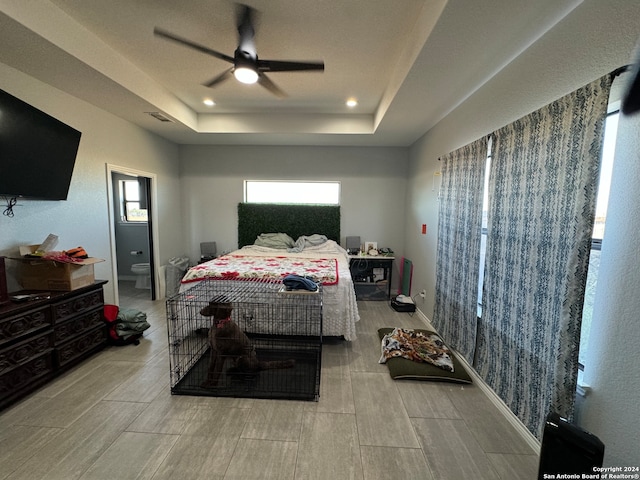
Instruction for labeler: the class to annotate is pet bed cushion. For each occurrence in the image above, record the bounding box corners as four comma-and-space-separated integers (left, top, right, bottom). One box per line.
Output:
377, 328, 472, 383
379, 327, 454, 371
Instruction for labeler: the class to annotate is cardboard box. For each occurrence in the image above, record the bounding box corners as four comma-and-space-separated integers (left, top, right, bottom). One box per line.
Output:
15, 245, 104, 291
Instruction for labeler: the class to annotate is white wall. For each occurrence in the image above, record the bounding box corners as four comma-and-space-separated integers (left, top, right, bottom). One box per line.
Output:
577, 109, 640, 467
405, 0, 640, 466
0, 63, 184, 304
179, 145, 408, 268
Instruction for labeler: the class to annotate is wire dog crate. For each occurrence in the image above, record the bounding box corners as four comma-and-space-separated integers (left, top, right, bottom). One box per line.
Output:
166, 279, 322, 401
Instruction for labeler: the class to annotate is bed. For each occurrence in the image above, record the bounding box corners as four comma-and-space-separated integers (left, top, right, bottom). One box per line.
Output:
178, 204, 360, 341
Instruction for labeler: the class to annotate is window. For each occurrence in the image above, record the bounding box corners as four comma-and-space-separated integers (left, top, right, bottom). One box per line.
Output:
120, 179, 148, 222
578, 111, 619, 368
477, 139, 492, 317
476, 116, 618, 366
244, 181, 340, 205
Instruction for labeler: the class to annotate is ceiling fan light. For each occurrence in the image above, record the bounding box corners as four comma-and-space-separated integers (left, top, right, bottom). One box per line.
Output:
234, 67, 259, 84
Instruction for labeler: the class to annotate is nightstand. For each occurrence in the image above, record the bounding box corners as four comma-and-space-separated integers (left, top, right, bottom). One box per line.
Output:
348, 255, 394, 300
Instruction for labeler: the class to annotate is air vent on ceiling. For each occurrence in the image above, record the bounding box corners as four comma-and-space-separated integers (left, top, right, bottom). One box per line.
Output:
145, 111, 172, 122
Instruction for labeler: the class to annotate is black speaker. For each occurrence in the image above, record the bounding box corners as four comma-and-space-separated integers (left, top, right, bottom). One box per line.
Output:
346, 236, 360, 254
538, 412, 604, 479
200, 242, 217, 262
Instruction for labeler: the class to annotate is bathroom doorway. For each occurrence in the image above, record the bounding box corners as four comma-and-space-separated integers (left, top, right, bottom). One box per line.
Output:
107, 165, 158, 304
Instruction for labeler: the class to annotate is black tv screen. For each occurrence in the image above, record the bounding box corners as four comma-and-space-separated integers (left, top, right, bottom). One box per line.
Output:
0, 88, 81, 200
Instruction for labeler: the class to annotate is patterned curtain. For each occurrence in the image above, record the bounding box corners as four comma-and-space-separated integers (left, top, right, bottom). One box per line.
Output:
433, 138, 488, 361
476, 75, 612, 438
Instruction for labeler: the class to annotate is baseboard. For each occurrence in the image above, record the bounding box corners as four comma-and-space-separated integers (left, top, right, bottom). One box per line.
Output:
413, 307, 435, 330
414, 307, 541, 454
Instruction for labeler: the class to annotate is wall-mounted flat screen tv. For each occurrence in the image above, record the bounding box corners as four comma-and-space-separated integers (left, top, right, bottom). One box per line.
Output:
0, 88, 82, 200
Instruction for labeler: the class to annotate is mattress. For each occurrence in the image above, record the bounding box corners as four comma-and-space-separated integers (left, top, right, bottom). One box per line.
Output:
179, 240, 360, 340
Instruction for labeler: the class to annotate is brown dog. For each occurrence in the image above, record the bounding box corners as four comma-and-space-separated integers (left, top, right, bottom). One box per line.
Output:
199, 299, 295, 387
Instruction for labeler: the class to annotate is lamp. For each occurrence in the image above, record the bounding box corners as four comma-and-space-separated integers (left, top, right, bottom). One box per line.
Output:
233, 49, 259, 85
234, 66, 258, 84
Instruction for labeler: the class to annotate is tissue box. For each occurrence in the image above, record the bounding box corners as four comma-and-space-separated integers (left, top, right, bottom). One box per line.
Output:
16, 245, 104, 291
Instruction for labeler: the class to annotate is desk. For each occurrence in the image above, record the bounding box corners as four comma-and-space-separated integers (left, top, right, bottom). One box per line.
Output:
348, 255, 394, 300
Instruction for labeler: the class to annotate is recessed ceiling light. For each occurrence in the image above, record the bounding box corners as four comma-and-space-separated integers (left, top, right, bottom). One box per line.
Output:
346, 98, 358, 108
203, 98, 215, 107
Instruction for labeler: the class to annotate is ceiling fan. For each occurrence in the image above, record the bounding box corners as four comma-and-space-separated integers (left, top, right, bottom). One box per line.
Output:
154, 3, 324, 98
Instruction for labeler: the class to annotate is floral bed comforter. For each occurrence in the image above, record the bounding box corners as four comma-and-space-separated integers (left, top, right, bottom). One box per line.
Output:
181, 254, 337, 285
179, 240, 360, 340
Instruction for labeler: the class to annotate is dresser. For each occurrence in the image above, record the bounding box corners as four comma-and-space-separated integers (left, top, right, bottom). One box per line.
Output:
0, 281, 108, 410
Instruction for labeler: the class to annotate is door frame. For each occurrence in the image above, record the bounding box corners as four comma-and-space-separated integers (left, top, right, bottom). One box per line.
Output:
106, 164, 160, 304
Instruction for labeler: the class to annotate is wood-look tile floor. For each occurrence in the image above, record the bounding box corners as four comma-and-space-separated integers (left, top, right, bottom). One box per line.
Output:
0, 282, 540, 479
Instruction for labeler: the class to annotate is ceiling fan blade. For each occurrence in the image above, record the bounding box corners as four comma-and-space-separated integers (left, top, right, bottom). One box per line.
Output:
257, 59, 325, 73
202, 68, 234, 88
154, 27, 234, 64
257, 73, 287, 98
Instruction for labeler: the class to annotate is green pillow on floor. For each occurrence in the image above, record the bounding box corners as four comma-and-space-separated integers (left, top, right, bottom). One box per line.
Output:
377, 328, 472, 383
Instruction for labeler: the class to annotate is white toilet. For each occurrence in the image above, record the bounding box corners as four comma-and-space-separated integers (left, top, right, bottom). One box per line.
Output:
131, 262, 151, 289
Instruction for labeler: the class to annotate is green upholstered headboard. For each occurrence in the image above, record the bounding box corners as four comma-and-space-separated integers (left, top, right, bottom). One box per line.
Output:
237, 203, 341, 248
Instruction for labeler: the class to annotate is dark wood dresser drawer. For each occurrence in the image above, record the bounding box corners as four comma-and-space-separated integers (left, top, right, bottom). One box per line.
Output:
0, 329, 54, 376
53, 307, 104, 345
51, 289, 104, 324
56, 325, 106, 368
0, 350, 55, 398
0, 307, 52, 347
